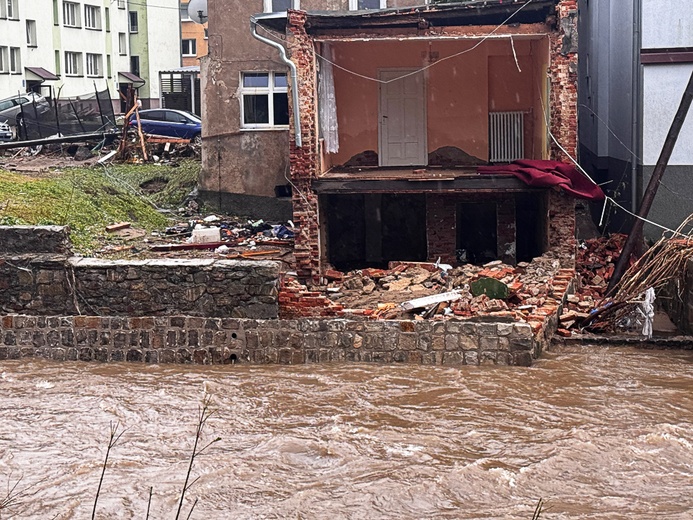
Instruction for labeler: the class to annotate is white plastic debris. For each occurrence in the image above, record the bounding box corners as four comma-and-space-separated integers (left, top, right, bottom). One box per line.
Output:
215, 245, 230, 254
203, 215, 221, 223
640, 287, 656, 339
190, 226, 221, 243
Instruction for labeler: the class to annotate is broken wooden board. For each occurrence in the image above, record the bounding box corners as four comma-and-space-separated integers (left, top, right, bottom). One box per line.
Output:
400, 290, 463, 311
106, 222, 131, 232
470, 277, 509, 299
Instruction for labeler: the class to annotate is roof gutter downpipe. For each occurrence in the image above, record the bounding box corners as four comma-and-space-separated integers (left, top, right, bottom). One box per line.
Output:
250, 16, 302, 148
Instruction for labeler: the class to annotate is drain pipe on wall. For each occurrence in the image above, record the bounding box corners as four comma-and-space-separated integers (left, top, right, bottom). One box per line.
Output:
250, 15, 302, 148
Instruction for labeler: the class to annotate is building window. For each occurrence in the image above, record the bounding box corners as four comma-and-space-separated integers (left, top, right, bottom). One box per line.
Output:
63, 1, 80, 27
118, 32, 127, 55
240, 71, 289, 128
348, 0, 386, 9
130, 55, 140, 77
128, 11, 138, 32
53, 0, 59, 25
65, 51, 82, 76
182, 39, 196, 57
9, 47, 20, 73
84, 4, 101, 30
105, 7, 110, 31
179, 1, 190, 20
204, 27, 208, 39
262, 0, 299, 12
106, 54, 111, 77
0, 47, 8, 73
86, 53, 102, 76
117, 0, 125, 8
55, 50, 61, 75
26, 20, 37, 46
5, 0, 18, 20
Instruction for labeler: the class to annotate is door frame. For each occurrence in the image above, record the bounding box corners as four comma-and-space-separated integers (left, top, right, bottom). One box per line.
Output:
377, 68, 428, 167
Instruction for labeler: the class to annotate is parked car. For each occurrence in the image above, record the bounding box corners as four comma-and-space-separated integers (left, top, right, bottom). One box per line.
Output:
129, 109, 202, 144
0, 92, 46, 127
0, 120, 12, 142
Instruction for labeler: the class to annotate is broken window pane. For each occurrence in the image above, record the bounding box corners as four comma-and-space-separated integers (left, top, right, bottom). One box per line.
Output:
244, 94, 269, 124
273, 93, 289, 125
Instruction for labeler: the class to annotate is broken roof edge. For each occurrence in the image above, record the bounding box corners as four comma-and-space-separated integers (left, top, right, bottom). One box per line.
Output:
256, 0, 559, 32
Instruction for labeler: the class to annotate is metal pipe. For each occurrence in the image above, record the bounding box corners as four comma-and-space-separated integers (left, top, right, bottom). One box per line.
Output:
250, 16, 302, 148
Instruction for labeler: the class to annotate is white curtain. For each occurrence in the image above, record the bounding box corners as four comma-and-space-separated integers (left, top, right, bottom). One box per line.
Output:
318, 43, 339, 154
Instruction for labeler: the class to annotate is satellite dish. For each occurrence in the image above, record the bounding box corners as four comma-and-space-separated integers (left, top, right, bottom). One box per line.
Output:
187, 0, 208, 24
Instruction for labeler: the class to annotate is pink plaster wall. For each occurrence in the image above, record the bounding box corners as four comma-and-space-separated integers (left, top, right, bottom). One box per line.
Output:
326, 37, 550, 168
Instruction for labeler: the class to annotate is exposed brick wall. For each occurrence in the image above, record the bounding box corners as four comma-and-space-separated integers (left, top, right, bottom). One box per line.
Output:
426, 194, 457, 265
287, 11, 322, 283
548, 190, 576, 269
549, 0, 579, 161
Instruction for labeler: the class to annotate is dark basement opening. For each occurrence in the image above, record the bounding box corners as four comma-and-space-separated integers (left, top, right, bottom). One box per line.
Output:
515, 192, 547, 263
324, 193, 427, 271
457, 202, 497, 264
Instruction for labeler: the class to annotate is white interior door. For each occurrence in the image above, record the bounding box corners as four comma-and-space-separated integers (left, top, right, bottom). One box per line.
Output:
379, 69, 427, 167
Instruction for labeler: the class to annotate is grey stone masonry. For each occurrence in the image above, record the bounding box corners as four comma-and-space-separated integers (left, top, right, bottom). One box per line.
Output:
0, 225, 72, 255
0, 315, 537, 366
0, 258, 280, 318
0, 226, 280, 318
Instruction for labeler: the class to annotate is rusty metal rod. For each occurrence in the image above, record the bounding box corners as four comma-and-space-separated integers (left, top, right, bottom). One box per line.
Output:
608, 68, 693, 293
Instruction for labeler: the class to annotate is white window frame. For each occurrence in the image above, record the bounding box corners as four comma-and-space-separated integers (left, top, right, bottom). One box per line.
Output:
118, 32, 127, 55
65, 51, 82, 76
86, 53, 102, 77
26, 20, 37, 46
182, 39, 196, 57
0, 47, 8, 73
262, 0, 299, 13
117, 0, 125, 8
63, 1, 80, 27
84, 4, 101, 30
9, 47, 20, 73
240, 71, 289, 130
348, 0, 386, 9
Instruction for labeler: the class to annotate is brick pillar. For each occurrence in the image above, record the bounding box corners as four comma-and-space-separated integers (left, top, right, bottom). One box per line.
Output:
287, 11, 321, 283
496, 196, 516, 265
548, 190, 576, 269
549, 0, 578, 161
426, 194, 457, 265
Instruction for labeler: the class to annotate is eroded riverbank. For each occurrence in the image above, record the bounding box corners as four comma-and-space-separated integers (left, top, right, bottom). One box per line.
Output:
1, 346, 693, 519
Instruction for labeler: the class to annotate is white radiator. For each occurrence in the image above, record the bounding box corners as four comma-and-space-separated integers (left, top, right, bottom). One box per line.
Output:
489, 111, 524, 163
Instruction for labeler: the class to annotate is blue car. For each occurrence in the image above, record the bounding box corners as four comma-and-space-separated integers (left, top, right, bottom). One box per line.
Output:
129, 109, 202, 144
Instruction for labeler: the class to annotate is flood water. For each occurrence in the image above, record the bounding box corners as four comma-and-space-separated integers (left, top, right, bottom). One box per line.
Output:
1, 347, 693, 519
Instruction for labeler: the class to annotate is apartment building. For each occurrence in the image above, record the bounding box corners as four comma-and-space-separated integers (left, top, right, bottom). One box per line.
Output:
0, 0, 180, 113
579, 0, 693, 239
180, 0, 207, 67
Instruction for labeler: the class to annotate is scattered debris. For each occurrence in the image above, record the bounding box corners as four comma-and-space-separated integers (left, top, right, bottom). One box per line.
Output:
106, 222, 132, 233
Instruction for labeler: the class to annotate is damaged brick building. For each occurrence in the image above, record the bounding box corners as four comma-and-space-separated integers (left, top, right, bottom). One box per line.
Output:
203, 0, 580, 283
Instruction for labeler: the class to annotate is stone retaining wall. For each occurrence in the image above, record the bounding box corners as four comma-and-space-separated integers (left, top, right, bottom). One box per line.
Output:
0, 315, 538, 366
0, 226, 280, 319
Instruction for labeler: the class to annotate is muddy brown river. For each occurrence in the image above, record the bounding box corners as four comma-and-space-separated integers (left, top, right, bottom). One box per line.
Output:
1, 346, 693, 519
